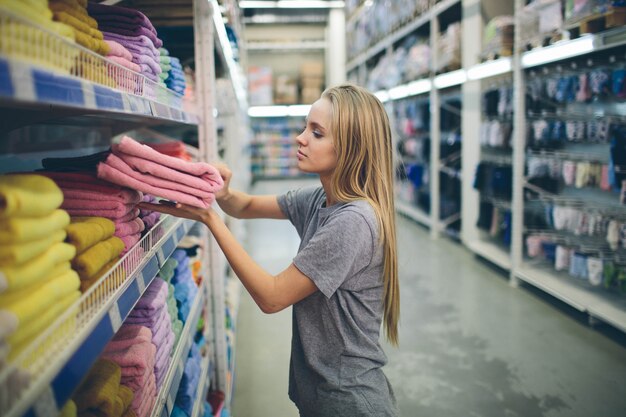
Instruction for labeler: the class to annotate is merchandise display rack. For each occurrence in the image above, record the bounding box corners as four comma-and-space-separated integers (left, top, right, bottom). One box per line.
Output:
0, 0, 249, 416
1, 216, 194, 417
351, 0, 626, 333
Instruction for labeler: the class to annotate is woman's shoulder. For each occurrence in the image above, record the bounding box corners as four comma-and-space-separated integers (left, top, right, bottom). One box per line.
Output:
334, 199, 378, 228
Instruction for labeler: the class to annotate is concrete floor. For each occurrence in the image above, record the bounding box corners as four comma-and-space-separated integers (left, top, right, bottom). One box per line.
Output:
231, 179, 626, 417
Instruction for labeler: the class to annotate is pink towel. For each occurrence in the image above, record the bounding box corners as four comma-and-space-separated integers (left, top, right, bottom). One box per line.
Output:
62, 198, 136, 212
105, 324, 152, 352
120, 232, 141, 254
107, 55, 141, 72
39, 171, 118, 190
115, 136, 223, 190
116, 217, 145, 238
62, 187, 143, 204
104, 39, 133, 60
64, 205, 136, 219
134, 373, 156, 417
98, 158, 214, 208
101, 341, 156, 377
112, 151, 218, 196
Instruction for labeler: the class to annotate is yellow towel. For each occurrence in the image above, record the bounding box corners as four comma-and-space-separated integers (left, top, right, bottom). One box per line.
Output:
59, 399, 78, 417
48, 1, 97, 29
53, 0, 87, 9
0, 209, 70, 244
0, 229, 66, 266
72, 237, 124, 280
79, 259, 122, 293
73, 359, 122, 415
0, 0, 53, 26
52, 10, 104, 40
0, 242, 76, 292
118, 385, 134, 415
0, 175, 64, 218
0, 262, 70, 306
122, 407, 137, 417
7, 289, 79, 349
66, 217, 115, 254
0, 269, 79, 340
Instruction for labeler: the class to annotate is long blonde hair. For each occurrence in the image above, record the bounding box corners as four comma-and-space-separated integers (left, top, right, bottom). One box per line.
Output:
322, 84, 399, 346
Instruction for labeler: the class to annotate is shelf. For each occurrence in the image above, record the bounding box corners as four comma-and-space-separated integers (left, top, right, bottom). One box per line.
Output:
246, 40, 326, 51
2, 217, 196, 417
521, 26, 626, 69
150, 280, 206, 417
0, 57, 198, 130
395, 200, 431, 228
346, 0, 461, 71
467, 239, 512, 271
516, 264, 626, 332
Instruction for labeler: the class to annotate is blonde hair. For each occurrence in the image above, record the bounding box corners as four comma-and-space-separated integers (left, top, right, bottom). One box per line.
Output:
322, 84, 399, 346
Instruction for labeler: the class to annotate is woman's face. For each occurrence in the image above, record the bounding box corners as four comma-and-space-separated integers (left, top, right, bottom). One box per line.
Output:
296, 97, 337, 178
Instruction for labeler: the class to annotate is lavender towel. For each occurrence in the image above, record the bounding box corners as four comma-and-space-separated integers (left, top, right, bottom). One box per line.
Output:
99, 24, 162, 48
103, 32, 157, 51
126, 304, 166, 329
134, 277, 168, 314
141, 212, 161, 230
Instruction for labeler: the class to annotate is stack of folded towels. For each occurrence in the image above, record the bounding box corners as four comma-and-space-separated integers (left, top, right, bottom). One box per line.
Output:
0, 174, 79, 363
66, 216, 125, 292
165, 56, 186, 95
157, 257, 183, 347
104, 39, 141, 93
124, 278, 175, 390
73, 358, 135, 417
48, 0, 109, 56
157, 47, 171, 87
172, 342, 202, 417
0, 0, 76, 74
101, 324, 156, 417
170, 250, 198, 324
97, 136, 223, 209
87, 2, 163, 88
139, 194, 161, 233
39, 170, 145, 255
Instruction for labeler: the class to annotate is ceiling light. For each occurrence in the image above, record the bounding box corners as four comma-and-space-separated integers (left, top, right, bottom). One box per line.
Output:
522, 36, 595, 68
466, 58, 512, 80
433, 69, 467, 89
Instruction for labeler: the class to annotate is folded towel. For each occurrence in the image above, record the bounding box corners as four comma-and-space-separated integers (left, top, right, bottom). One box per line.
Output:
101, 340, 156, 378
0, 174, 63, 218
166, 292, 178, 321
0, 242, 75, 293
115, 218, 145, 238
132, 278, 168, 315
49, 1, 97, 28
154, 329, 174, 372
0, 209, 70, 244
7, 289, 79, 350
120, 233, 141, 254
97, 157, 213, 208
104, 39, 133, 61
79, 258, 123, 293
116, 136, 222, 190
99, 23, 162, 48
0, 262, 69, 306
59, 399, 77, 417
171, 249, 188, 266
171, 319, 183, 346
66, 217, 116, 254
0, 229, 66, 266
133, 372, 156, 417
72, 237, 124, 280
63, 187, 143, 204
38, 171, 127, 194
125, 305, 166, 329
107, 55, 141, 73
151, 310, 172, 347
106, 324, 152, 353
52, 9, 102, 40
72, 359, 122, 414
158, 258, 178, 282
121, 41, 160, 62
63, 205, 137, 220
133, 54, 161, 76
0, 268, 80, 340
141, 212, 161, 231
87, 2, 157, 34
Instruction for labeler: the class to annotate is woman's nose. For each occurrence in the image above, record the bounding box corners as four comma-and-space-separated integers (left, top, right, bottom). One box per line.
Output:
296, 133, 306, 146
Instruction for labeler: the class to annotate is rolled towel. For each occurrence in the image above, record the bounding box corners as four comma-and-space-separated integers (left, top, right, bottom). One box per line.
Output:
72, 236, 124, 280
0, 174, 63, 218
0, 242, 76, 292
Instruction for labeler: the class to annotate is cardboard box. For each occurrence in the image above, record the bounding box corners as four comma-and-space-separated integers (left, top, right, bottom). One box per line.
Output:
299, 61, 324, 78
274, 74, 298, 104
248, 66, 273, 106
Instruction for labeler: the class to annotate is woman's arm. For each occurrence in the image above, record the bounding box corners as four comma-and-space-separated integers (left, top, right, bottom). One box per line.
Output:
138, 201, 317, 313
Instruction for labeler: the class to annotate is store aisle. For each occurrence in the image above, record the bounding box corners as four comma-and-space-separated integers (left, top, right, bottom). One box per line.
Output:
232, 179, 626, 417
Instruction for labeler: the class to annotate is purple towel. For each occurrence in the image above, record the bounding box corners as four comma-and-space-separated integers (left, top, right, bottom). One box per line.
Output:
141, 211, 161, 230
134, 278, 168, 315
103, 33, 157, 51
87, 2, 157, 33
99, 24, 162, 48
152, 312, 172, 347
126, 304, 166, 329
135, 56, 162, 76
125, 43, 160, 62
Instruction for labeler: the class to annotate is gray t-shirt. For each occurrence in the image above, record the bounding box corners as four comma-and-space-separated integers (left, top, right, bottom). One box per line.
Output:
277, 185, 397, 417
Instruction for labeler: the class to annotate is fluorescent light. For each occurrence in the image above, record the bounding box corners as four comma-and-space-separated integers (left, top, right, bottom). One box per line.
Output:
407, 78, 432, 96
287, 105, 311, 116
374, 90, 390, 103
433, 69, 467, 89
239, 1, 345, 8
248, 106, 289, 117
388, 85, 411, 100
522, 36, 595, 68
247, 105, 311, 117
466, 58, 512, 80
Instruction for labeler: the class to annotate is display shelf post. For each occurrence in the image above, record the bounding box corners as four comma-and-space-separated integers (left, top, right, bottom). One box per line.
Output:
429, 14, 441, 239
460, 0, 483, 246
510, 0, 525, 287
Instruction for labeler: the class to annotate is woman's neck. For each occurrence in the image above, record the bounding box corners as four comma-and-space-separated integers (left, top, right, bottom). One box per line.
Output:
320, 175, 335, 207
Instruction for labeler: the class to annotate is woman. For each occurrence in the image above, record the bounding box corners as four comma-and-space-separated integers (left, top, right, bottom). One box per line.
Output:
140, 84, 399, 416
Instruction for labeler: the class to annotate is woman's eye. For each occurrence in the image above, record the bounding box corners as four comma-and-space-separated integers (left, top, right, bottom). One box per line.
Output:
312, 131, 322, 138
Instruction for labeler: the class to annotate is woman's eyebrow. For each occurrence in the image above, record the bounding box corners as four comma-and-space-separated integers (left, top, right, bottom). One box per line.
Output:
309, 121, 326, 133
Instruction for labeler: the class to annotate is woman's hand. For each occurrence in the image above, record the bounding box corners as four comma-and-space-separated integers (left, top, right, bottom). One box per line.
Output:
137, 200, 213, 224
214, 162, 232, 202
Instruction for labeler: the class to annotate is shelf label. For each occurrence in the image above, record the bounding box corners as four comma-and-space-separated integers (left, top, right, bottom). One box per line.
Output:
32, 385, 58, 417
108, 302, 123, 332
